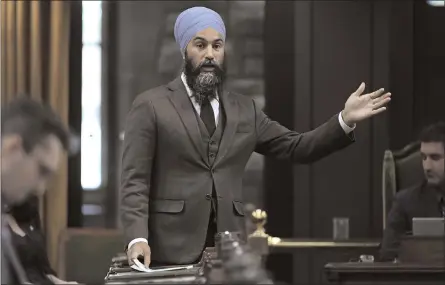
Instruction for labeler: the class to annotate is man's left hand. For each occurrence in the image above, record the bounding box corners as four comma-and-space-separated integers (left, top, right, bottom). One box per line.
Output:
341, 82, 391, 126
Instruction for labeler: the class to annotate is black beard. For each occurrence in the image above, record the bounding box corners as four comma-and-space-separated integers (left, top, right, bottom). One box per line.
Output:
183, 54, 226, 104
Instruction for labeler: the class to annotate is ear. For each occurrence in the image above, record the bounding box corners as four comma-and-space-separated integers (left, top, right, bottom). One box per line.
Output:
2, 135, 24, 154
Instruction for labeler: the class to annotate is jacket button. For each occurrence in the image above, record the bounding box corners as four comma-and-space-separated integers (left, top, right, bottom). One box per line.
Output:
205, 194, 212, 200
209, 153, 215, 158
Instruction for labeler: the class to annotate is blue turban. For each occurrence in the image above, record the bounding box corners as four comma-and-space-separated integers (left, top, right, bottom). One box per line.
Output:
174, 7, 226, 56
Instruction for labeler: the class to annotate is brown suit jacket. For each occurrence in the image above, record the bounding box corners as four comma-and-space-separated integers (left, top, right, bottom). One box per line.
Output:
120, 76, 354, 264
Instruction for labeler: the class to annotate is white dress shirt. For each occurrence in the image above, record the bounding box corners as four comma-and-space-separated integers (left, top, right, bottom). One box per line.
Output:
181, 73, 220, 125
127, 74, 356, 250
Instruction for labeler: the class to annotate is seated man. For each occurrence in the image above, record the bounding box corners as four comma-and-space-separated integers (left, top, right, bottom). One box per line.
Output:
1, 97, 74, 284
379, 122, 445, 261
5, 195, 78, 284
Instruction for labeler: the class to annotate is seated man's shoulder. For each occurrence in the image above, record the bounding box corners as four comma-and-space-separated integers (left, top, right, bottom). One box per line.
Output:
395, 183, 424, 201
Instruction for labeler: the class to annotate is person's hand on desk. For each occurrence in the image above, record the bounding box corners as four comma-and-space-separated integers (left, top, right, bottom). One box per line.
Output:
127, 241, 151, 268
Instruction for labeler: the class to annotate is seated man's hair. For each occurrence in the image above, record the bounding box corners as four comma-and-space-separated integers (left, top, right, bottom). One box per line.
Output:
1, 96, 70, 152
419, 121, 445, 144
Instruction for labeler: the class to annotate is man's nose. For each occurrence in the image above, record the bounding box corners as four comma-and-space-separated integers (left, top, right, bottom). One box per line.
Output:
205, 46, 214, 60
423, 159, 433, 171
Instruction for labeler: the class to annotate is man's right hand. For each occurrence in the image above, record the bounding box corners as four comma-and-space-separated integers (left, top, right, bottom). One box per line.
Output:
127, 242, 151, 268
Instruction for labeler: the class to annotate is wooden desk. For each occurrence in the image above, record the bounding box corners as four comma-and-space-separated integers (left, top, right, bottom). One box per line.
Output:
104, 268, 201, 284
265, 239, 380, 284
399, 236, 445, 263
269, 239, 380, 250
324, 262, 445, 285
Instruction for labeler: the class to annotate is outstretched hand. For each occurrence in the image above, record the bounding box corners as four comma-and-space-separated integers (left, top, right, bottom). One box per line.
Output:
341, 82, 391, 126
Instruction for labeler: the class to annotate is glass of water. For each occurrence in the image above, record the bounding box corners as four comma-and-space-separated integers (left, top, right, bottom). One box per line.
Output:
333, 217, 350, 240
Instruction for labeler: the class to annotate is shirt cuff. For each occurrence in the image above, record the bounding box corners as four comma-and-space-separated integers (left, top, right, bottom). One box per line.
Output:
128, 238, 148, 249
338, 112, 356, 134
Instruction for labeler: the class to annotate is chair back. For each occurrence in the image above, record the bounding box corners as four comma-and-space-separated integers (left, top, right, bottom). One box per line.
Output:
57, 228, 123, 283
382, 141, 424, 229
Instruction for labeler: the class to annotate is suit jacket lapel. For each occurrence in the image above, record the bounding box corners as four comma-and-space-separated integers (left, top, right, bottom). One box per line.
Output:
167, 77, 209, 166
215, 90, 239, 166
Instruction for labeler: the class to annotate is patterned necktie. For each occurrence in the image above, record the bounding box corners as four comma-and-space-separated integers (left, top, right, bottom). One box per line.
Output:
200, 97, 216, 136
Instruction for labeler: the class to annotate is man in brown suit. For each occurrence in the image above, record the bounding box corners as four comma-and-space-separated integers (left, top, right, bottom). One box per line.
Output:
120, 6, 391, 267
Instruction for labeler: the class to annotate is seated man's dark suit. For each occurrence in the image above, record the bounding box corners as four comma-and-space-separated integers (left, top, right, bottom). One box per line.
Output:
1, 199, 29, 284
379, 181, 444, 261
8, 196, 59, 284
120, 76, 355, 265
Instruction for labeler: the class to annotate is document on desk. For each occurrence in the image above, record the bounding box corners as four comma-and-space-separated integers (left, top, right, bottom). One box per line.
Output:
131, 259, 193, 273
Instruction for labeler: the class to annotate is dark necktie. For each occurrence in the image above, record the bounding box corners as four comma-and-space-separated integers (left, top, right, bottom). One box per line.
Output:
440, 196, 445, 217
200, 97, 216, 136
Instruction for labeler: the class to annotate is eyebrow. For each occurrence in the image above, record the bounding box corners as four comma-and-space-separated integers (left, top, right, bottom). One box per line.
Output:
193, 37, 223, 43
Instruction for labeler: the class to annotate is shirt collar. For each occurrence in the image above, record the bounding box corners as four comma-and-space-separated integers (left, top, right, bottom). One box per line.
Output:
180, 73, 219, 101
181, 73, 194, 98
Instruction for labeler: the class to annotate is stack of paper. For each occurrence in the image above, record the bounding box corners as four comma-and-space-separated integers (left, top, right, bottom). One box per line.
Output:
130, 259, 193, 273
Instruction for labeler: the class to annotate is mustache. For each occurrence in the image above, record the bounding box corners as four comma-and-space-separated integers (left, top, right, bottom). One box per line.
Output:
195, 59, 221, 71
183, 54, 226, 98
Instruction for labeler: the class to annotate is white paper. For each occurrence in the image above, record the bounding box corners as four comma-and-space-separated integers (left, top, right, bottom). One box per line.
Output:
131, 259, 193, 273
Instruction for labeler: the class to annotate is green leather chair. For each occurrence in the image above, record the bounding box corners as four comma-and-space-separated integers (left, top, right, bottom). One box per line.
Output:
381, 141, 424, 230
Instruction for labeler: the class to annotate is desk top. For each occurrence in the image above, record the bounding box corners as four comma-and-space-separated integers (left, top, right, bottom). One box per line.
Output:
325, 262, 445, 273
270, 239, 380, 248
105, 267, 200, 283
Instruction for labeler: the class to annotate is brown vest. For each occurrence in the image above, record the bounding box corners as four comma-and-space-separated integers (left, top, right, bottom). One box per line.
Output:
194, 103, 226, 166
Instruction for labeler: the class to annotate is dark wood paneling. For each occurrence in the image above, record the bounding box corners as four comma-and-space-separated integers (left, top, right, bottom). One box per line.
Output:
292, 1, 313, 283
412, 0, 445, 132
293, 0, 313, 238
263, 0, 295, 283
265, 1, 390, 283
263, 0, 296, 237
388, 1, 415, 150
311, 0, 373, 239
388, 0, 445, 148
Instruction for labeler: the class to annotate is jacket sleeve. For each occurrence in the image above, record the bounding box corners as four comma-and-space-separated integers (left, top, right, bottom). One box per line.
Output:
254, 99, 354, 163
120, 96, 157, 246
